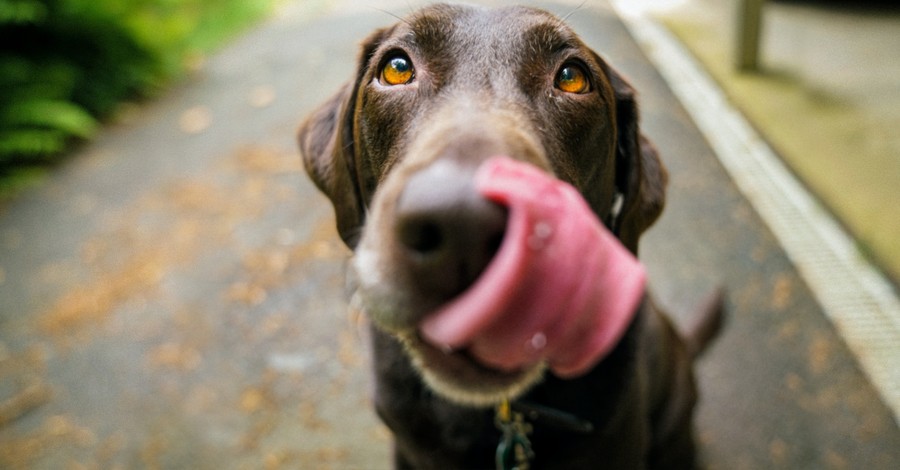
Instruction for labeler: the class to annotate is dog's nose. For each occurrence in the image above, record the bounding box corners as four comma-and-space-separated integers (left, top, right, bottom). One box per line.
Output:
394, 161, 508, 304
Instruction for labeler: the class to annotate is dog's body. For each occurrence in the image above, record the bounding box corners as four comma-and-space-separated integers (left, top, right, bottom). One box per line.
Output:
299, 4, 721, 468
370, 299, 701, 469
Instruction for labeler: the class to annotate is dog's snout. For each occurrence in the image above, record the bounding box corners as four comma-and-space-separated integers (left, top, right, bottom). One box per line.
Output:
394, 162, 508, 303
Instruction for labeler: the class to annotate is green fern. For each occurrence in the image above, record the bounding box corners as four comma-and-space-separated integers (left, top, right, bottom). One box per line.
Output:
0, 0, 153, 165
0, 0, 275, 186
0, 129, 67, 163
0, 0, 47, 25
1, 99, 97, 138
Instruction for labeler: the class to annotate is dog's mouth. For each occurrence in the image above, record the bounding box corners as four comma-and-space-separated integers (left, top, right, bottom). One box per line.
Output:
396, 330, 547, 407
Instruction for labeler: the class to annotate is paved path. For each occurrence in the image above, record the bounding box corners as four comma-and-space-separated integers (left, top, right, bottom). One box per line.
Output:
1, 1, 898, 468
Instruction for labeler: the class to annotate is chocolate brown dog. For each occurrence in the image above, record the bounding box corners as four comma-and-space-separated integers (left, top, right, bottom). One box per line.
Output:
299, 4, 722, 469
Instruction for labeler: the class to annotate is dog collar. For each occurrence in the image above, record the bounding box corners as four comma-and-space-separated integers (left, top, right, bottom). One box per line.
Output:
495, 399, 595, 470
495, 399, 533, 470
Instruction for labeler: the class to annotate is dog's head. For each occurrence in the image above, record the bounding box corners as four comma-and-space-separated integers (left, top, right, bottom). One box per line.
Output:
299, 4, 666, 406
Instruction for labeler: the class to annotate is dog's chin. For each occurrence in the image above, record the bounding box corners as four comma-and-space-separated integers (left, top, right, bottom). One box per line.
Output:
395, 331, 546, 408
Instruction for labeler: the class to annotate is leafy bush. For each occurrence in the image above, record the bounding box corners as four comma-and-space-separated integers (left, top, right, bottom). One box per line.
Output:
0, 0, 272, 190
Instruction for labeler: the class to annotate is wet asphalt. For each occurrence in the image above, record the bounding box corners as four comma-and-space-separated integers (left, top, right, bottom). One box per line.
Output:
0, 1, 898, 469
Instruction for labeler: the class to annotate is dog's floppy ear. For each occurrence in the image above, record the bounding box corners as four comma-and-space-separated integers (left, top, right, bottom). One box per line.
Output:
602, 63, 668, 255
298, 27, 392, 248
298, 83, 361, 247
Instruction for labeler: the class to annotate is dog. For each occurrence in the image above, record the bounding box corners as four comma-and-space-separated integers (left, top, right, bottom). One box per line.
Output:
299, 4, 722, 469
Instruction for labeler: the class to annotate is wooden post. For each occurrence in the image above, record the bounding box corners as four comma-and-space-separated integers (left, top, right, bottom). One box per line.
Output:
737, 0, 765, 71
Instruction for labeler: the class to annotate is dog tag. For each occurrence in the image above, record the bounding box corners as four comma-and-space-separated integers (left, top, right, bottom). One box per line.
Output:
495, 400, 534, 470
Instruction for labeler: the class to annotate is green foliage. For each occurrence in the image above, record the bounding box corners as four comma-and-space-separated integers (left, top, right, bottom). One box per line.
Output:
0, 0, 273, 179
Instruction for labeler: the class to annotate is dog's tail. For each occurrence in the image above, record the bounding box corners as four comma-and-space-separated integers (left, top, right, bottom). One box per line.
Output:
682, 287, 726, 359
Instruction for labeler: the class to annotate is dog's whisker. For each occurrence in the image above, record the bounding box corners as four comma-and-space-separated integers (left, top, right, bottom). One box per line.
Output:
403, 1, 415, 17
348, 292, 371, 340
371, 7, 411, 26
561, 1, 588, 22
348, 291, 364, 320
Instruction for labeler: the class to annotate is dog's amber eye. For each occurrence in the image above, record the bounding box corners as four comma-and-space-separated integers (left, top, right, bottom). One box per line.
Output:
555, 64, 590, 94
381, 55, 415, 86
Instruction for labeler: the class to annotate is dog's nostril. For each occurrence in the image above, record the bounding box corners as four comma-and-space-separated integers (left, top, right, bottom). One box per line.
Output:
392, 161, 509, 306
486, 231, 505, 258
399, 218, 445, 256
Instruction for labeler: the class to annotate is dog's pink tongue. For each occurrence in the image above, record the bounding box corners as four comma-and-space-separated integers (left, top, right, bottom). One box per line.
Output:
420, 157, 646, 378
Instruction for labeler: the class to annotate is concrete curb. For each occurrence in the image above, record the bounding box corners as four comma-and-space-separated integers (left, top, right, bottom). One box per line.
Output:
612, 0, 900, 425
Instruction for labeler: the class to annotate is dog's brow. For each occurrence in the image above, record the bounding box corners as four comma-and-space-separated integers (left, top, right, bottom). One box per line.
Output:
523, 22, 579, 56
405, 11, 454, 47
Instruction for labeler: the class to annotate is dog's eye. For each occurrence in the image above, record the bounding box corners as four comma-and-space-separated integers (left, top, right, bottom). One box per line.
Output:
381, 55, 415, 86
555, 64, 590, 94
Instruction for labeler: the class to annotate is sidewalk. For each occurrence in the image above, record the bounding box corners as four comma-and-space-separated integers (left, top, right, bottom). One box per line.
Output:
1, 1, 898, 468
652, 0, 900, 284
